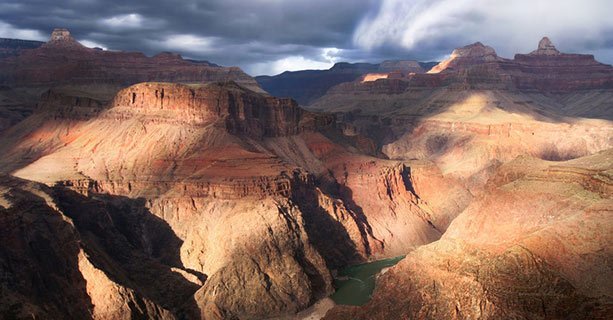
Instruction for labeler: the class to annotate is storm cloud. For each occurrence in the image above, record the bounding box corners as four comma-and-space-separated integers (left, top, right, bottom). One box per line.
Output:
0, 0, 612, 75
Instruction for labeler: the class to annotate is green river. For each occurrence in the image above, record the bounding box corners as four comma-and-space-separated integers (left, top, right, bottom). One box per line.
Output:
330, 255, 405, 306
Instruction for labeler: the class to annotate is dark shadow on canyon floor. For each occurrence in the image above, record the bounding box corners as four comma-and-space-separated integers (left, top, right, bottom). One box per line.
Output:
52, 185, 204, 318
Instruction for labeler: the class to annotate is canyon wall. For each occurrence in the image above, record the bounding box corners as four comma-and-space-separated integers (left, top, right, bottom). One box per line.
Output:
324, 150, 613, 319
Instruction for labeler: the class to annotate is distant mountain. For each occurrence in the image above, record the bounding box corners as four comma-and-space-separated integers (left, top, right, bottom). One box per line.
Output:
0, 29, 259, 92
311, 38, 613, 119
255, 60, 437, 105
0, 38, 44, 58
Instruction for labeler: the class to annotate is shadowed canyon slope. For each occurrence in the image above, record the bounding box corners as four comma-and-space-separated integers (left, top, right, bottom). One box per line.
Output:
0, 29, 611, 320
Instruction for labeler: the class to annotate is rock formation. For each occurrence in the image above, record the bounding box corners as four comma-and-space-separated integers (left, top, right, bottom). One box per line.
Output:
41, 28, 85, 50
309, 37, 613, 191
314, 37, 613, 101
427, 42, 501, 74
0, 28, 259, 91
531, 36, 561, 55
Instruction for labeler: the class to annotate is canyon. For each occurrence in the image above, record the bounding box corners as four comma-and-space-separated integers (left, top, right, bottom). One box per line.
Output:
0, 29, 611, 320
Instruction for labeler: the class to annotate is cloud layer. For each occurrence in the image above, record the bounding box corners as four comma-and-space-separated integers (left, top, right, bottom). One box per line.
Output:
0, 0, 612, 75
354, 0, 613, 61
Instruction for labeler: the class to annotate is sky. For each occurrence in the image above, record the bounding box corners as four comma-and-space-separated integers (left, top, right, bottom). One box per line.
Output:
1, 0, 612, 76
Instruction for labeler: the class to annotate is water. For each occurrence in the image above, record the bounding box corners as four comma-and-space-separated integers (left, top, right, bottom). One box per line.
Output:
330, 255, 405, 306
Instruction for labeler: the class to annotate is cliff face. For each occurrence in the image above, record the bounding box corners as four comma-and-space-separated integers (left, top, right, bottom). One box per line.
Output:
0, 175, 182, 319
324, 150, 613, 320
0, 29, 263, 135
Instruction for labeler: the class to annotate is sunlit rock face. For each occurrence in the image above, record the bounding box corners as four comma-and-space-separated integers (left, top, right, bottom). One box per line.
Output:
428, 42, 500, 74
362, 73, 389, 82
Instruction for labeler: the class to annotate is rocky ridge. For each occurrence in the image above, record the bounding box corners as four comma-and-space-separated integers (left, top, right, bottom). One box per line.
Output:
320, 37, 613, 97
255, 60, 435, 105
0, 28, 260, 91
0, 28, 262, 134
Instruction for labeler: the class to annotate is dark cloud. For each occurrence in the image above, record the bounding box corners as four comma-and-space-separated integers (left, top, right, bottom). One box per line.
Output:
1, 0, 612, 75
0, 0, 378, 74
